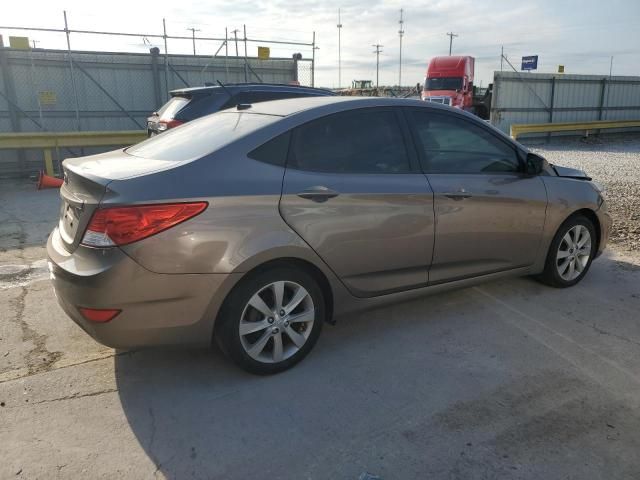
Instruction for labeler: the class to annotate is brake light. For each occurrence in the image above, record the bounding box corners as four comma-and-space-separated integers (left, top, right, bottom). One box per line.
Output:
81, 202, 208, 247
78, 307, 121, 323
158, 119, 184, 131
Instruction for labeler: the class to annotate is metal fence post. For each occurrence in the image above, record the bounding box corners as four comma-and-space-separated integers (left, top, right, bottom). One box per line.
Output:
243, 25, 248, 82
150, 47, 162, 108
0, 36, 27, 175
162, 18, 169, 99
63, 11, 81, 131
547, 76, 556, 142
598, 78, 607, 121
311, 32, 316, 87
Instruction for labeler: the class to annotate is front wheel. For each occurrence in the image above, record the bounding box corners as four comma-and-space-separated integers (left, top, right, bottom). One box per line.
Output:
537, 215, 596, 288
215, 266, 325, 374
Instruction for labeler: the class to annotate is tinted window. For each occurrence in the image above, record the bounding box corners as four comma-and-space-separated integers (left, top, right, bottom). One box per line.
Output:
177, 93, 228, 119
290, 109, 410, 174
248, 131, 291, 167
127, 112, 279, 161
409, 110, 520, 174
223, 91, 315, 109
157, 96, 189, 120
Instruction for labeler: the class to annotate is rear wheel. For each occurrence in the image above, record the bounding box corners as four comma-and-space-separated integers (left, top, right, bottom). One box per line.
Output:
538, 215, 596, 288
215, 266, 324, 374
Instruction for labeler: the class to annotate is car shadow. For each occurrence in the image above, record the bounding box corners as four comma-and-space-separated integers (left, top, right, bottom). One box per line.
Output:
113, 254, 638, 479
113, 285, 483, 479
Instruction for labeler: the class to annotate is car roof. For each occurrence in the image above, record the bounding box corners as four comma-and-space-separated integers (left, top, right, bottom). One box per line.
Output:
244, 96, 451, 117
170, 83, 336, 97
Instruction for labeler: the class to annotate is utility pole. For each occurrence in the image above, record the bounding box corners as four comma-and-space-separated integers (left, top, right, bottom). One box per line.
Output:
231, 29, 240, 57
398, 8, 404, 87
31, 39, 39, 49
500, 45, 504, 71
446, 32, 458, 56
373, 43, 383, 88
337, 9, 343, 88
187, 27, 200, 55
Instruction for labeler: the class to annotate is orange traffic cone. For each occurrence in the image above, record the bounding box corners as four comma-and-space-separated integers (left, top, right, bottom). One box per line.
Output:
37, 170, 64, 190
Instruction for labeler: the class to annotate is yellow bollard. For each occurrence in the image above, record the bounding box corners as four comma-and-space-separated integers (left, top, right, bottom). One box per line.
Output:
43, 148, 54, 176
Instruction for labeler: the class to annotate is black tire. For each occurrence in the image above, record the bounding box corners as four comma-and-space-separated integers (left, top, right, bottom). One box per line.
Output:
537, 214, 597, 288
215, 266, 325, 375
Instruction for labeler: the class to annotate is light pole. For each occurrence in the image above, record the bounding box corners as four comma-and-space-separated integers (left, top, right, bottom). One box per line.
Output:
337, 9, 343, 88
398, 9, 404, 87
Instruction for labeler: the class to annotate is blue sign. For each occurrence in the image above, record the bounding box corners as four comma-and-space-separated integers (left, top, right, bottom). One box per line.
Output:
522, 55, 538, 71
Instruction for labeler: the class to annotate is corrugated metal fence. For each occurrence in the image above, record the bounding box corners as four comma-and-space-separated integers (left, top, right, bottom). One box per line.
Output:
490, 71, 640, 137
0, 47, 307, 177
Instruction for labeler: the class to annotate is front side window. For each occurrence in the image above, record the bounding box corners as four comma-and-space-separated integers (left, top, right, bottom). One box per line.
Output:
409, 110, 520, 174
290, 109, 410, 174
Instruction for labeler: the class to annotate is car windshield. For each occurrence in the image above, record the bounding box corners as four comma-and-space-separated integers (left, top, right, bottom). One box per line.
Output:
127, 111, 280, 161
426, 77, 463, 91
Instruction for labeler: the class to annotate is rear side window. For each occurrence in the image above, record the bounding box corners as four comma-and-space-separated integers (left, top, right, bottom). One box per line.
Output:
248, 131, 291, 167
126, 112, 279, 161
222, 91, 314, 110
177, 93, 228, 119
409, 110, 520, 174
157, 96, 189, 120
290, 109, 410, 174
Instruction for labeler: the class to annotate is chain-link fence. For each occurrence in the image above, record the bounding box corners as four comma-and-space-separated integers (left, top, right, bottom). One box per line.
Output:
0, 19, 316, 177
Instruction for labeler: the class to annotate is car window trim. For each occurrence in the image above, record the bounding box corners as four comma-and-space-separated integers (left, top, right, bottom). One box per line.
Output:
287, 106, 416, 175
403, 107, 525, 175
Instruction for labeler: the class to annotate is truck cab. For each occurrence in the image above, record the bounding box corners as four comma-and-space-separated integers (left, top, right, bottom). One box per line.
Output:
422, 56, 474, 111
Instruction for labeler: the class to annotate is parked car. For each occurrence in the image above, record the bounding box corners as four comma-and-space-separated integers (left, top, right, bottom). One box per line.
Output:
146, 83, 336, 136
48, 97, 611, 374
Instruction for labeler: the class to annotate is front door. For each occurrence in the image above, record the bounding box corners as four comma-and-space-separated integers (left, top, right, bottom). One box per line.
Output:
406, 108, 548, 284
280, 107, 435, 297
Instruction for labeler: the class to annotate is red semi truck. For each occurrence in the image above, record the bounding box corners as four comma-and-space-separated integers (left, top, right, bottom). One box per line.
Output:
421, 55, 491, 119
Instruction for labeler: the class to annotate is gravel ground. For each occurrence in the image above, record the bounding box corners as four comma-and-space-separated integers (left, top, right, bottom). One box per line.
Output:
531, 133, 640, 253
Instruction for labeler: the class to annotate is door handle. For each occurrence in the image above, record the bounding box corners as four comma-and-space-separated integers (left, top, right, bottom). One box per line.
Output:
297, 186, 340, 203
444, 189, 472, 200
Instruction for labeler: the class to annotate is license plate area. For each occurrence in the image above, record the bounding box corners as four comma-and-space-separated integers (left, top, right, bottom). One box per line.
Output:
60, 201, 81, 242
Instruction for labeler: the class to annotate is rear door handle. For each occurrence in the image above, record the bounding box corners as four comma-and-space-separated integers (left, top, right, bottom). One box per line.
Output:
297, 186, 340, 203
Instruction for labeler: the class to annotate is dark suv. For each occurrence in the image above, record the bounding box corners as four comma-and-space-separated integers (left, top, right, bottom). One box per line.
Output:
146, 83, 336, 136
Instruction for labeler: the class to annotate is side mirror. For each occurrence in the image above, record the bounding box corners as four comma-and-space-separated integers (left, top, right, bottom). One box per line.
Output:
525, 152, 545, 175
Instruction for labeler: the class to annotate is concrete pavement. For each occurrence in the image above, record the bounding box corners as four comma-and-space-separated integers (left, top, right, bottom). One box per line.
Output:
1, 180, 640, 479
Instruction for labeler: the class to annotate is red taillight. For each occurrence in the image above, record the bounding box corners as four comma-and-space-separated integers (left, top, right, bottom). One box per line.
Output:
81, 202, 208, 247
159, 119, 184, 130
78, 307, 121, 323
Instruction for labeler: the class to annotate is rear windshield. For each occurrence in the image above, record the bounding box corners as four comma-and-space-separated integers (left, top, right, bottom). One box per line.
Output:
157, 96, 190, 120
126, 112, 280, 161
426, 77, 463, 91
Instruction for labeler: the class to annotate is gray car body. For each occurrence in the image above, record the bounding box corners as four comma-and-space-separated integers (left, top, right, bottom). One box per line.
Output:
47, 97, 611, 348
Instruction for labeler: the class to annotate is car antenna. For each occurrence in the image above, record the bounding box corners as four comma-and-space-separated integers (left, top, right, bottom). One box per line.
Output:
216, 80, 233, 100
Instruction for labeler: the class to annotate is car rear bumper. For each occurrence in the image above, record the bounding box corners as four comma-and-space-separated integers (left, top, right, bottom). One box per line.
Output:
47, 228, 239, 349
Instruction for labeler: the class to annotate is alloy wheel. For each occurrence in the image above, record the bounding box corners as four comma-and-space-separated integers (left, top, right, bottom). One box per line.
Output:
556, 225, 592, 281
239, 281, 315, 364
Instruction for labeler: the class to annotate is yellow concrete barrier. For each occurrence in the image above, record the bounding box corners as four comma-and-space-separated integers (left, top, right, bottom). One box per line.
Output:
510, 120, 640, 140
0, 131, 147, 175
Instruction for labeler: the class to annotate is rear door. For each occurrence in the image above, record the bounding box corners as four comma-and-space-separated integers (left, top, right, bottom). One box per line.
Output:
406, 108, 547, 284
279, 107, 435, 297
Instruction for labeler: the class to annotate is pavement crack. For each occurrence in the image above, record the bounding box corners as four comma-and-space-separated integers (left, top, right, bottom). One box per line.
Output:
6, 388, 118, 408
575, 318, 640, 349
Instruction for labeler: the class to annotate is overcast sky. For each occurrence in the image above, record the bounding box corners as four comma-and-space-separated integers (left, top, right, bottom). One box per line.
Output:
2, 0, 639, 88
